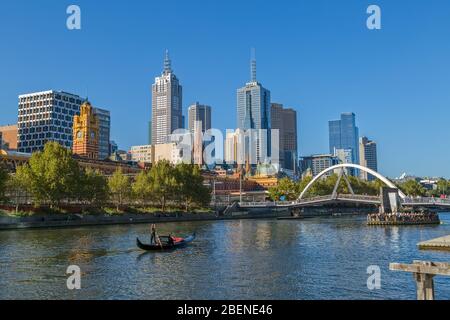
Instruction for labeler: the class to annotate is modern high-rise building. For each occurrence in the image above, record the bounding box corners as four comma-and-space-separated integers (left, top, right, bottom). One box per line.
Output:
236, 52, 271, 163
151, 50, 183, 145
300, 154, 339, 177
359, 136, 378, 181
188, 103, 211, 133
329, 112, 359, 176
17, 90, 84, 153
73, 101, 100, 159
148, 121, 152, 145
188, 103, 212, 166
0, 124, 18, 150
271, 103, 298, 171
93, 107, 111, 160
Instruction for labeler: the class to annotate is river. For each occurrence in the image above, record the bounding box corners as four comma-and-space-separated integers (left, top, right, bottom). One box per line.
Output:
1, 213, 450, 300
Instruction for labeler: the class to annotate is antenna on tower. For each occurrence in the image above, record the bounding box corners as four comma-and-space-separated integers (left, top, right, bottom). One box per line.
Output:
251, 47, 257, 82
164, 49, 172, 73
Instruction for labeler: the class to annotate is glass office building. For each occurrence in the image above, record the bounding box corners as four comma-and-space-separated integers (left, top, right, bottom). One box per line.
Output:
236, 56, 271, 163
17, 90, 83, 153
328, 112, 359, 175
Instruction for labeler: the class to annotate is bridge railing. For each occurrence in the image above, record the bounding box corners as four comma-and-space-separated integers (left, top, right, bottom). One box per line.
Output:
402, 197, 450, 205
336, 194, 380, 201
297, 195, 332, 203
240, 194, 381, 207
239, 201, 297, 207
298, 194, 379, 203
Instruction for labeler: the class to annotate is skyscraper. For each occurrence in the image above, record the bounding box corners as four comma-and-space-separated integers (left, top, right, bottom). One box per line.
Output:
148, 121, 152, 145
17, 90, 84, 153
151, 50, 183, 145
188, 103, 211, 134
328, 112, 359, 175
271, 103, 298, 171
93, 107, 111, 160
236, 51, 271, 163
188, 103, 212, 166
359, 136, 378, 181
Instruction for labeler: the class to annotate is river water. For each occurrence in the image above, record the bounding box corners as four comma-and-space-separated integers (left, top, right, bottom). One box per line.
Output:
1, 213, 450, 300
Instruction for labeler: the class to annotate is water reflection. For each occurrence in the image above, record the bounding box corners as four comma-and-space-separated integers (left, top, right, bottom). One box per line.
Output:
0, 214, 449, 299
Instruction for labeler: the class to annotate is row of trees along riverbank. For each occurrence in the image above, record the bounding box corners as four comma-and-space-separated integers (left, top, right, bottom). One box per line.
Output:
0, 142, 211, 214
268, 174, 450, 201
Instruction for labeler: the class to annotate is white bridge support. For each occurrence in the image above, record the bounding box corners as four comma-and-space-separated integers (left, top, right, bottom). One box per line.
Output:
298, 164, 406, 201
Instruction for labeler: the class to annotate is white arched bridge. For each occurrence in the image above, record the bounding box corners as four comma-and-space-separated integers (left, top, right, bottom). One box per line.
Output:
239, 164, 450, 209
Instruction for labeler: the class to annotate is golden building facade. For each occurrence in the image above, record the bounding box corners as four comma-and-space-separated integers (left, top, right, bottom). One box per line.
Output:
72, 101, 100, 159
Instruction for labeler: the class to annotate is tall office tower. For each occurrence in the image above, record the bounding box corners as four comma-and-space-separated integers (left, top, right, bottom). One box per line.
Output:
151, 50, 183, 145
17, 90, 84, 153
0, 125, 18, 150
236, 52, 271, 163
359, 136, 378, 181
93, 107, 111, 160
328, 112, 359, 175
188, 103, 212, 166
188, 103, 211, 133
271, 103, 298, 171
72, 100, 100, 159
148, 121, 152, 145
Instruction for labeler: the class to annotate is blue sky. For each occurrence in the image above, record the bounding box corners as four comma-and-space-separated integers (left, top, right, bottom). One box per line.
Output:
1, 0, 450, 178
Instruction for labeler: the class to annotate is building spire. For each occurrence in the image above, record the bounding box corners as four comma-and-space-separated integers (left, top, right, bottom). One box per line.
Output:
164, 49, 172, 73
251, 48, 257, 82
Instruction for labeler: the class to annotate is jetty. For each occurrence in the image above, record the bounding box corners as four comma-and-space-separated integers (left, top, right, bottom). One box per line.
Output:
367, 212, 440, 226
418, 235, 450, 251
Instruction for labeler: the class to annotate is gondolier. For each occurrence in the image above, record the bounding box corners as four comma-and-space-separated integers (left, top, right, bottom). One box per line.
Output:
150, 224, 163, 247
137, 232, 196, 251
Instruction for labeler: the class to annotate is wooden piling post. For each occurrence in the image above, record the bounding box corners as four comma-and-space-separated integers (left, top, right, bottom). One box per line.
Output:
390, 260, 450, 300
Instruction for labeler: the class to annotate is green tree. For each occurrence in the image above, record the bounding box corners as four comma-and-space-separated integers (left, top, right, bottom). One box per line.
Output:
16, 142, 81, 207
436, 179, 449, 196
174, 163, 211, 211
296, 176, 313, 197
399, 179, 426, 197
0, 165, 9, 202
132, 170, 153, 205
149, 160, 177, 212
6, 172, 28, 214
77, 168, 108, 207
108, 168, 131, 210
369, 179, 387, 195
269, 177, 298, 201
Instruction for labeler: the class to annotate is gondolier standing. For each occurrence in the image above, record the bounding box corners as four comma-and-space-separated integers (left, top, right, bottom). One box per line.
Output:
150, 224, 162, 247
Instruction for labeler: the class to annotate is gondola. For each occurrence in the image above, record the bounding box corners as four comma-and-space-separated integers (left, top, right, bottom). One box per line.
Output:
136, 233, 196, 251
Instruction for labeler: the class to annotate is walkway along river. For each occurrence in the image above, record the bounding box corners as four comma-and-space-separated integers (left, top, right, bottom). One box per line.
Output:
0, 213, 450, 300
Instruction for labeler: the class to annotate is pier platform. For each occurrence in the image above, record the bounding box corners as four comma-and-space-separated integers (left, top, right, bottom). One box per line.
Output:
418, 235, 450, 251
367, 212, 441, 226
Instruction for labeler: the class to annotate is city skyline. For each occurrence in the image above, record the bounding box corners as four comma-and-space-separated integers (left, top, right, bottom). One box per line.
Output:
1, 1, 450, 178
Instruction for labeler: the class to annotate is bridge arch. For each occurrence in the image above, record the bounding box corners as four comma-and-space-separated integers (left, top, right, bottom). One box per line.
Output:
298, 163, 406, 200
